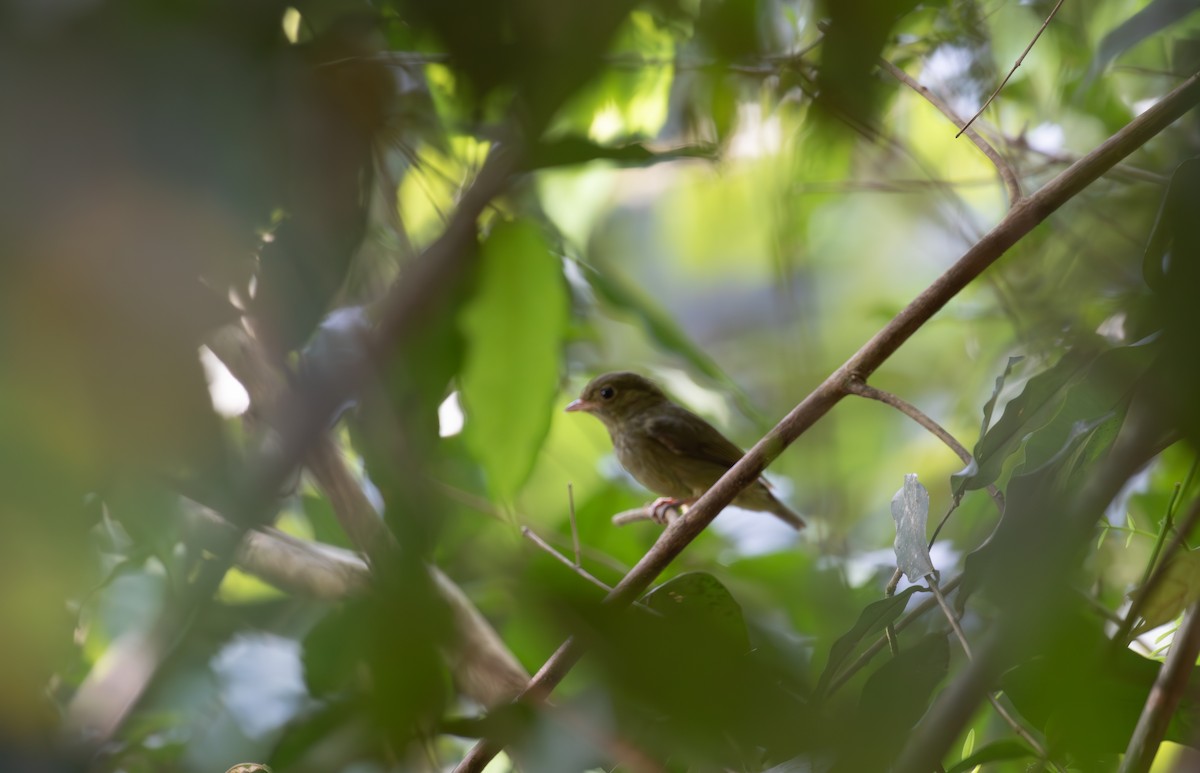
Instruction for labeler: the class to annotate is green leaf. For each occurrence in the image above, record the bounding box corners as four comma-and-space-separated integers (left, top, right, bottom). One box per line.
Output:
945, 740, 1037, 773
1003, 612, 1200, 761
816, 585, 925, 697
1015, 340, 1156, 476
954, 348, 1097, 495
527, 137, 716, 170
951, 356, 1023, 491
645, 572, 750, 654
460, 219, 568, 500
832, 632, 949, 773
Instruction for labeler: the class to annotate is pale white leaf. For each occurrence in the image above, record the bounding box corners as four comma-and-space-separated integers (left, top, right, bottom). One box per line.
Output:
892, 473, 935, 582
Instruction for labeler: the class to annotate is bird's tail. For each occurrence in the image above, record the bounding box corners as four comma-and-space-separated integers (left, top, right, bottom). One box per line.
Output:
768, 497, 806, 530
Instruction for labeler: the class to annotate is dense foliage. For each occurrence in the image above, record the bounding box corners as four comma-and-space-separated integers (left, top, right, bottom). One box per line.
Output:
3, 0, 1200, 771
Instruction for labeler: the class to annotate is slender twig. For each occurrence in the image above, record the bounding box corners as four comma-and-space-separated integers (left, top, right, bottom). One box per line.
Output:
521, 526, 615, 595
827, 574, 964, 696
847, 379, 971, 460
927, 578, 1055, 767
879, 58, 1022, 205
1119, 604, 1200, 773
612, 505, 682, 526
958, 0, 1066, 137
1113, 496, 1200, 646
845, 379, 1005, 518
455, 70, 1200, 773
568, 483, 581, 567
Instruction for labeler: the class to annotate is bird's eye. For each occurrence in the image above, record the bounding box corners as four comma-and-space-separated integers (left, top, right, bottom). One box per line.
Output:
599, 386, 616, 400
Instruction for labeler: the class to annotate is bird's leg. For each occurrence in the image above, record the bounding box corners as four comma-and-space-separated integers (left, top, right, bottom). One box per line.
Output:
648, 497, 692, 524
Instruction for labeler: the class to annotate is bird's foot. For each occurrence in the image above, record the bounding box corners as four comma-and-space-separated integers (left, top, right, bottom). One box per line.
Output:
648, 497, 689, 524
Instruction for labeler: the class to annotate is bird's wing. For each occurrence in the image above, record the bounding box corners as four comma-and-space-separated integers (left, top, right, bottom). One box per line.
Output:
643, 407, 746, 471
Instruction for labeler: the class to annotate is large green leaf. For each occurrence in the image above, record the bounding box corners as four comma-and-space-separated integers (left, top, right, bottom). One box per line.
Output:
460, 219, 568, 501
953, 347, 1097, 494
1003, 612, 1200, 764
945, 740, 1037, 773
832, 632, 949, 773
816, 585, 925, 697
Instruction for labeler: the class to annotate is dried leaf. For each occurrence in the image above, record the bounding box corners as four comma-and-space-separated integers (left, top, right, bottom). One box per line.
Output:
892, 474, 934, 582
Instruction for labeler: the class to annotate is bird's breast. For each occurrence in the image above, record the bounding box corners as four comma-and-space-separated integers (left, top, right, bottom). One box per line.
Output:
613, 428, 692, 498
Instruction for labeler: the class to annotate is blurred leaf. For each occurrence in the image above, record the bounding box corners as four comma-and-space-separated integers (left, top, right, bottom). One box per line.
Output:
1091, 0, 1200, 76
954, 347, 1100, 494
814, 0, 932, 129
695, 0, 761, 61
645, 571, 750, 653
891, 474, 934, 582
527, 137, 716, 170
945, 739, 1037, 773
832, 632, 949, 773
961, 413, 1126, 610
461, 219, 568, 501
816, 585, 925, 698
572, 574, 814, 764
253, 22, 391, 352
1015, 340, 1157, 476
1003, 612, 1200, 762
1133, 549, 1200, 636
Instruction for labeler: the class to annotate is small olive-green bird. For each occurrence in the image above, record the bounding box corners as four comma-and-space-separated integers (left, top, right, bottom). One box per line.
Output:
566, 371, 805, 529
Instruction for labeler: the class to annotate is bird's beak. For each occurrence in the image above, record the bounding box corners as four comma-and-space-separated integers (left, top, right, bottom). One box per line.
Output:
565, 398, 591, 413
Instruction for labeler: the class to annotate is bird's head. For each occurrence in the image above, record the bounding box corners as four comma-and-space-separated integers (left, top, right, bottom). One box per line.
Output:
565, 371, 668, 429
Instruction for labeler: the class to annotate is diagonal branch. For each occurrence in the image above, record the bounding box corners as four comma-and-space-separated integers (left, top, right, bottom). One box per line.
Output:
1120, 603, 1200, 773
455, 64, 1200, 773
958, 0, 1066, 137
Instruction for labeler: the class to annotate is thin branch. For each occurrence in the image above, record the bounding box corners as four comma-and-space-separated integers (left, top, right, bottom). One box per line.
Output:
927, 578, 1053, 766
827, 574, 963, 696
455, 68, 1200, 773
846, 379, 1005, 518
879, 57, 1022, 206
612, 505, 682, 526
1119, 604, 1200, 773
958, 0, 1066, 137
568, 483, 581, 567
847, 378, 971, 460
521, 526, 615, 595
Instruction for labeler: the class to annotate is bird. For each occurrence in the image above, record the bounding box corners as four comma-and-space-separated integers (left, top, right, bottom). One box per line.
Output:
565, 371, 805, 529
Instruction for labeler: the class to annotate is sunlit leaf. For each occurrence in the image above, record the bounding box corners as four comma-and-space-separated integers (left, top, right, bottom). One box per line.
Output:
1133, 549, 1200, 636
460, 220, 568, 500
945, 739, 1036, 773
